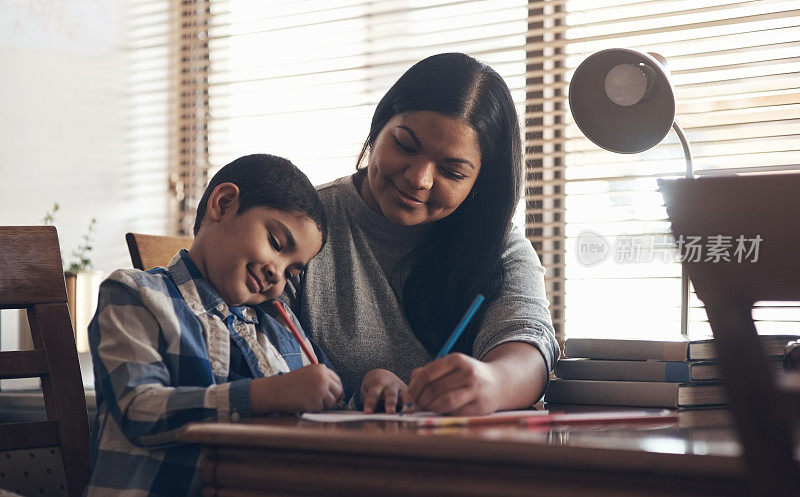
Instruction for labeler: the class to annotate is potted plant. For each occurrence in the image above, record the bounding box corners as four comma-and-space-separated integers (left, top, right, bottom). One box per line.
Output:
41, 203, 103, 353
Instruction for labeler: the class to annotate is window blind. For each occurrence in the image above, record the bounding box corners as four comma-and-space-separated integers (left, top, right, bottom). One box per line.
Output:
137, 0, 800, 341
203, 0, 530, 226
526, 0, 800, 341
126, 0, 176, 236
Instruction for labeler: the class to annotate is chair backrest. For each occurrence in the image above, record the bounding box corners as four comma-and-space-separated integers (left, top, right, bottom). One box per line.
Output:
125, 232, 193, 270
660, 174, 800, 497
0, 226, 90, 497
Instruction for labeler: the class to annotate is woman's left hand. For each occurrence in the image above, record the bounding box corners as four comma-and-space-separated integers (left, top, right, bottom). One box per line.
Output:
405, 353, 503, 415
360, 368, 409, 414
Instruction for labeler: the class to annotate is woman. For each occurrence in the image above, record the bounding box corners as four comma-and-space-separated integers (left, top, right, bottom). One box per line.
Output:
283, 52, 558, 415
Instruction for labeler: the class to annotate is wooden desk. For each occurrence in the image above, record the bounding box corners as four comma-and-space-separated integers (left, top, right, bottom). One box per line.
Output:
180, 409, 747, 497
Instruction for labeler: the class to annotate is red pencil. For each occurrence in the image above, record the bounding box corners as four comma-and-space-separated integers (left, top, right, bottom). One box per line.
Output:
272, 300, 318, 364
413, 410, 677, 428
520, 410, 678, 427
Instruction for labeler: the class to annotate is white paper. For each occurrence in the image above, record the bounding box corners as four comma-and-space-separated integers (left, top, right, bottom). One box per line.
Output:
300, 409, 549, 424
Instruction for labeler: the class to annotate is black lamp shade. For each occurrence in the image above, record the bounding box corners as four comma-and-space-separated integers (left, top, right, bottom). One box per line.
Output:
569, 48, 676, 154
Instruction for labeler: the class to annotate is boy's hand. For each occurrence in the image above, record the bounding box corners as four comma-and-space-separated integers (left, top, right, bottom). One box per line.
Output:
250, 364, 343, 414
360, 368, 409, 414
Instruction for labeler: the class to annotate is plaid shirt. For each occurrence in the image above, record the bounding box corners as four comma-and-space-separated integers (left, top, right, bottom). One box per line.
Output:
85, 250, 327, 497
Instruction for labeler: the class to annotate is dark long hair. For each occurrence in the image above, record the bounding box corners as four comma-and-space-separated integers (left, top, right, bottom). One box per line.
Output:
356, 53, 523, 356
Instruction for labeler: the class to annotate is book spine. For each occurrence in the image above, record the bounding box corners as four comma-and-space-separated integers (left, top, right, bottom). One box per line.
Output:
664, 362, 693, 383
564, 339, 689, 361
555, 359, 693, 383
545, 380, 680, 408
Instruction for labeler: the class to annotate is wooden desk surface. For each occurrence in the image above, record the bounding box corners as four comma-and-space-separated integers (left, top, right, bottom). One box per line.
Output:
181, 408, 746, 497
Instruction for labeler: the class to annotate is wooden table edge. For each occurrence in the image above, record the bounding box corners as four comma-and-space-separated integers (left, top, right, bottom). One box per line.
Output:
179, 421, 745, 478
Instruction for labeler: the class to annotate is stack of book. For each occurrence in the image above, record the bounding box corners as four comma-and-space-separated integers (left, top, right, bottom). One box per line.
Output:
544, 335, 796, 409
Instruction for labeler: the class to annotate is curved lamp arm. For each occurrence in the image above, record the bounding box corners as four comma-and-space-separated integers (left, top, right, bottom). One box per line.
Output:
671, 121, 694, 336
672, 121, 694, 178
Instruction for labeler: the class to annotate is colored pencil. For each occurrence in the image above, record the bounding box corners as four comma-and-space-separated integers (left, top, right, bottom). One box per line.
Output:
413, 410, 549, 427
519, 410, 679, 428
401, 294, 487, 412
435, 294, 485, 359
272, 300, 318, 364
414, 409, 677, 428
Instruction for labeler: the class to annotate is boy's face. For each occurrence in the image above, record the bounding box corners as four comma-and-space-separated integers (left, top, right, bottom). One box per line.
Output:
192, 186, 323, 306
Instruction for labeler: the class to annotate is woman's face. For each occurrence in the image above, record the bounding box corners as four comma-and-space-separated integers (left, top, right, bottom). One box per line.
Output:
360, 111, 482, 226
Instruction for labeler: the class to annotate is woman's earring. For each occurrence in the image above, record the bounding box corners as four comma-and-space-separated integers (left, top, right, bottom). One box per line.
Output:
467, 190, 476, 201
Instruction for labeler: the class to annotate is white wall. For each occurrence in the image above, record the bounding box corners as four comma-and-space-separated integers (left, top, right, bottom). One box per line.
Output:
0, 0, 165, 352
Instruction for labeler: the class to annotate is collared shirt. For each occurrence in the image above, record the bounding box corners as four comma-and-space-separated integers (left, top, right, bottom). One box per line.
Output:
85, 250, 329, 497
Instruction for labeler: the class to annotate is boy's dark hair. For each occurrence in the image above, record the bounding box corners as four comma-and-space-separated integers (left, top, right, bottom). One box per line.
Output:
356, 52, 521, 356
193, 154, 327, 248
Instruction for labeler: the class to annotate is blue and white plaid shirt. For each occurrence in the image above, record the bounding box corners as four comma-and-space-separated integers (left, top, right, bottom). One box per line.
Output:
85, 250, 328, 497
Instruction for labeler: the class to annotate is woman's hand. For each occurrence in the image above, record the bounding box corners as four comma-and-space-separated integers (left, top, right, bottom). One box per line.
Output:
360, 368, 409, 414
407, 343, 549, 415
250, 364, 343, 414
405, 353, 503, 415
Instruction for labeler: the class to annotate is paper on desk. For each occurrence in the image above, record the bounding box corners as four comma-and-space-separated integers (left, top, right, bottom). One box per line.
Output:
300, 409, 550, 425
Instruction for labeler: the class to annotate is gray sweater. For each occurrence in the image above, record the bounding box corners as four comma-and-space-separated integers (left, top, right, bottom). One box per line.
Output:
283, 174, 559, 397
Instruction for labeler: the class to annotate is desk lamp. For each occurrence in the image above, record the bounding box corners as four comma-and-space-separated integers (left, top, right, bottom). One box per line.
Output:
569, 48, 693, 335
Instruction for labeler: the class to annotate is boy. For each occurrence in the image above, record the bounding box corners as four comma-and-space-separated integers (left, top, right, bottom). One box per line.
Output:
86, 154, 343, 497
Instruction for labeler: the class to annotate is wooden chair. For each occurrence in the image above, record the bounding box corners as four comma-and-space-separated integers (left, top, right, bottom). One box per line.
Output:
660, 174, 800, 497
0, 226, 90, 497
125, 232, 193, 270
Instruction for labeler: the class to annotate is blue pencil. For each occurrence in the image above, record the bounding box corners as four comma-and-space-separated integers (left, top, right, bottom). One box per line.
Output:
435, 294, 485, 359
399, 293, 486, 413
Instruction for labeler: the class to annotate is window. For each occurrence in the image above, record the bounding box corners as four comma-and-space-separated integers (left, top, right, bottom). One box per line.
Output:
527, 0, 800, 340
132, 0, 800, 341
189, 0, 530, 232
